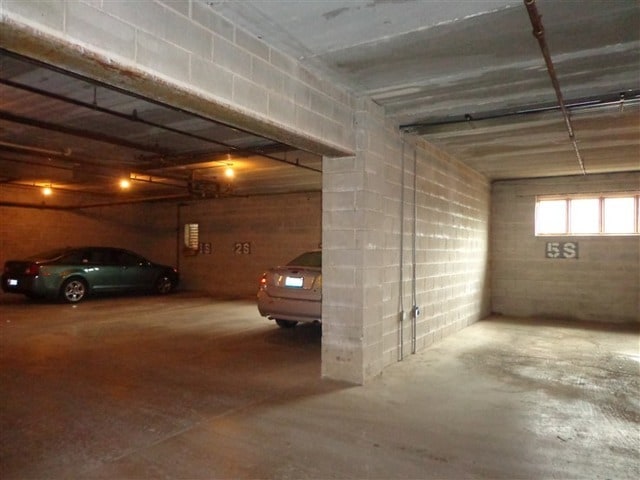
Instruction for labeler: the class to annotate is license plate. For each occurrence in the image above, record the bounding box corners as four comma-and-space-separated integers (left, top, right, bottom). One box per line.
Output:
284, 276, 303, 288
7, 278, 18, 286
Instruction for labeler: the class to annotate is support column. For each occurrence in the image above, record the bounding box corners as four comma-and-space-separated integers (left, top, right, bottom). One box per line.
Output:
321, 98, 390, 384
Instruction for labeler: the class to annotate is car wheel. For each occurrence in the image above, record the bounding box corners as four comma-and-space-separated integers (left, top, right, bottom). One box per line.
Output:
155, 274, 175, 295
60, 278, 87, 303
275, 319, 298, 328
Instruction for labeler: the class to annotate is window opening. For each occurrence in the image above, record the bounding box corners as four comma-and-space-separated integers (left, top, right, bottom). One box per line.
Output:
603, 197, 635, 234
536, 193, 639, 236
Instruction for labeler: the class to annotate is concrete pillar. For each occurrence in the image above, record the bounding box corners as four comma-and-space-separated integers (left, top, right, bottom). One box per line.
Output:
322, 98, 389, 384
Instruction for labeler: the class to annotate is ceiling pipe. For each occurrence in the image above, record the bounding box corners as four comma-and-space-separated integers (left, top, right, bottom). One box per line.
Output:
0, 109, 167, 155
0, 151, 221, 192
1, 75, 321, 174
400, 91, 640, 134
0, 193, 193, 211
524, 0, 586, 175
0, 140, 71, 157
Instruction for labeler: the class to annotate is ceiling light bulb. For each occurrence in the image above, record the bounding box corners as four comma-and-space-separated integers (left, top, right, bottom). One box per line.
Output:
119, 179, 131, 189
42, 186, 52, 196
224, 167, 234, 179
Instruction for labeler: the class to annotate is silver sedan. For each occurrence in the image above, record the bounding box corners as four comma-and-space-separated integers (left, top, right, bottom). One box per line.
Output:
257, 250, 321, 328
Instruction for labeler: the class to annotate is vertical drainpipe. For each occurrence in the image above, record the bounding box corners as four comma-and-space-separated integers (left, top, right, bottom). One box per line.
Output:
399, 137, 406, 361
411, 148, 418, 354
176, 203, 183, 273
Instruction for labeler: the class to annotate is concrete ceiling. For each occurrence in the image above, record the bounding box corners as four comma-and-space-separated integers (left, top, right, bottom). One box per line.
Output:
210, 0, 640, 179
1, 0, 638, 206
0, 52, 321, 203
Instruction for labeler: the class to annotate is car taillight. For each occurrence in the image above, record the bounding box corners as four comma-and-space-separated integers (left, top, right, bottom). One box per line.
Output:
259, 273, 267, 288
25, 263, 40, 276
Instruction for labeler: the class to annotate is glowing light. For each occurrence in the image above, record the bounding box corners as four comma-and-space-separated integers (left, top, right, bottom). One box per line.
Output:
119, 179, 131, 189
224, 167, 235, 179
42, 186, 52, 196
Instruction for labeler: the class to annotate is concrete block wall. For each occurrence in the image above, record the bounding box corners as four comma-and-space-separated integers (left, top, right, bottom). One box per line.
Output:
492, 172, 640, 323
177, 192, 322, 297
323, 98, 491, 384
1, 0, 494, 384
408, 140, 491, 353
0, 0, 355, 156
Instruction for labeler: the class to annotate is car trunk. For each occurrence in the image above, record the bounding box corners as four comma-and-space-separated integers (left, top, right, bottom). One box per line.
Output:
265, 266, 322, 301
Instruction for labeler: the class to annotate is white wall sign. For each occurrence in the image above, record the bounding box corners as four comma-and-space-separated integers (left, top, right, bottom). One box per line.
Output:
234, 242, 251, 255
545, 242, 578, 259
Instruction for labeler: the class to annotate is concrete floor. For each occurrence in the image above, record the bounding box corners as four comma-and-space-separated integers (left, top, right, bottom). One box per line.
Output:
0, 293, 638, 479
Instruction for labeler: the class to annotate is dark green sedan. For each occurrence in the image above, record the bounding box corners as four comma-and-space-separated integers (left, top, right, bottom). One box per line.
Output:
2, 246, 179, 303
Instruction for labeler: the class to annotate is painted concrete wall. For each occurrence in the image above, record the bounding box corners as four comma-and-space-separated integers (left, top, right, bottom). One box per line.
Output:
176, 192, 322, 297
491, 172, 640, 323
322, 99, 491, 384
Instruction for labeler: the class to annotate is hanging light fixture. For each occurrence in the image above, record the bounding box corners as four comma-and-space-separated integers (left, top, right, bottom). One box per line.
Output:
224, 166, 235, 179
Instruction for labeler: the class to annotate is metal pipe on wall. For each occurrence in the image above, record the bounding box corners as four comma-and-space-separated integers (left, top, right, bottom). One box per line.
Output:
411, 147, 418, 355
524, 0, 586, 175
398, 137, 406, 361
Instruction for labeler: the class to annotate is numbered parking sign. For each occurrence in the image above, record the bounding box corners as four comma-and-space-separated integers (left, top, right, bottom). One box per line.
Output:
545, 242, 578, 259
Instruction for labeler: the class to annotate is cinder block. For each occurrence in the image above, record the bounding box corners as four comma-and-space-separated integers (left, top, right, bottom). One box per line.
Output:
309, 90, 336, 120
66, 2, 136, 60
322, 341, 364, 384
323, 229, 357, 250
213, 34, 252, 78
191, 1, 234, 41
103, 0, 166, 36
232, 76, 269, 116
4, 0, 64, 30
295, 106, 326, 139
282, 76, 311, 108
322, 190, 356, 210
136, 30, 190, 83
157, 0, 189, 17
267, 91, 296, 125
236, 28, 269, 61
164, 14, 211, 60
190, 58, 233, 100
252, 57, 284, 94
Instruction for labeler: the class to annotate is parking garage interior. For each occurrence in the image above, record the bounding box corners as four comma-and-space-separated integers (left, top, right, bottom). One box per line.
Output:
1, 1, 639, 478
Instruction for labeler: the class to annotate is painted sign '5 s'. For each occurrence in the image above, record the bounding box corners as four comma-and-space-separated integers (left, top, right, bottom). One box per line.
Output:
546, 242, 578, 259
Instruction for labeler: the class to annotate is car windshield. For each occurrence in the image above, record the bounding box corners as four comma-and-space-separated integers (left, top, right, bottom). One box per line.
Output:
25, 248, 71, 261
287, 251, 321, 268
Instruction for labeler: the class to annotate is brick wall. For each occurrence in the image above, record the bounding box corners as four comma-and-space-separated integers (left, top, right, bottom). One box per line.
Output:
176, 192, 322, 297
491, 172, 640, 323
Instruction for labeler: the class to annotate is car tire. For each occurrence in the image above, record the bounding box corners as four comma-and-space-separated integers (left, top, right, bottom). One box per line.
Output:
155, 274, 175, 295
275, 319, 298, 328
60, 278, 87, 303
